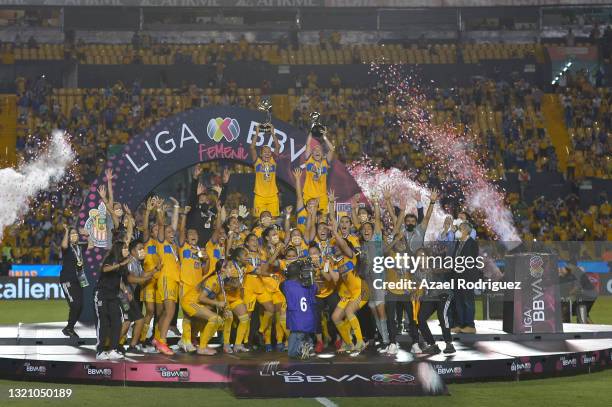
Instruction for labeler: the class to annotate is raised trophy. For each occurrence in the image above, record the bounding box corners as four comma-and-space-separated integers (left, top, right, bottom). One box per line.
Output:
257, 98, 273, 133
309, 111, 326, 139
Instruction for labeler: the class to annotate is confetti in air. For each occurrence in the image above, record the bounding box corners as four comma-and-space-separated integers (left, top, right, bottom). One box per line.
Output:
371, 64, 521, 243
0, 130, 75, 238
348, 160, 448, 241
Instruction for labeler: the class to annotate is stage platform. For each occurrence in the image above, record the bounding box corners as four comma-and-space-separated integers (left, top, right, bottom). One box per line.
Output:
0, 320, 611, 392
3, 320, 612, 346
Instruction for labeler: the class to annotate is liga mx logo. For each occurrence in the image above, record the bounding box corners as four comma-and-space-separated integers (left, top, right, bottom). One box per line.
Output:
529, 255, 544, 279
207, 117, 240, 142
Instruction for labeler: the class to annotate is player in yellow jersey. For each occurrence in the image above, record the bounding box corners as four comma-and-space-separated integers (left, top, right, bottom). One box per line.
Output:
224, 216, 248, 251
222, 247, 254, 353
180, 270, 242, 355
303, 129, 335, 214
251, 123, 281, 217
328, 189, 361, 253
241, 233, 275, 349
139, 197, 162, 347
309, 244, 340, 353
350, 194, 374, 232
205, 199, 226, 278
327, 217, 368, 354
177, 206, 209, 353
308, 221, 334, 259
260, 229, 291, 351
151, 199, 181, 356
251, 210, 274, 238
286, 228, 310, 258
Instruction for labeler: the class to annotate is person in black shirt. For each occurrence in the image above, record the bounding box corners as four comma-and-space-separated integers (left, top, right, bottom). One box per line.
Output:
95, 241, 130, 360
60, 225, 92, 338
451, 222, 479, 334
121, 240, 155, 353
187, 165, 229, 246
415, 247, 456, 355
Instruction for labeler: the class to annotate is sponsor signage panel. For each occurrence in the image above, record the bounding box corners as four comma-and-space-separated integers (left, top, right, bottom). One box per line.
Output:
0, 277, 65, 300
229, 361, 448, 397
10, 264, 62, 278
503, 253, 563, 334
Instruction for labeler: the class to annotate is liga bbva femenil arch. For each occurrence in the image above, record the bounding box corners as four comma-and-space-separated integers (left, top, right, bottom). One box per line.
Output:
76, 106, 361, 322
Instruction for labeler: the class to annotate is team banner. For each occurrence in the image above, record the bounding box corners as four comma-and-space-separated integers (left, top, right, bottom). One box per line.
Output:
229, 360, 448, 397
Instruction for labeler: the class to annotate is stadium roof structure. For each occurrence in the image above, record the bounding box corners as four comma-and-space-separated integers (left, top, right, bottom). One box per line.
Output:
2, 0, 611, 8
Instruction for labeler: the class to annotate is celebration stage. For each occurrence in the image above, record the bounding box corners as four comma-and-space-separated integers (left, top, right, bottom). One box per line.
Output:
1, 320, 611, 397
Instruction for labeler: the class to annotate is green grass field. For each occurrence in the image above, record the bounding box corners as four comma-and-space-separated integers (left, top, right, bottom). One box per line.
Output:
1, 371, 611, 407
0, 298, 610, 406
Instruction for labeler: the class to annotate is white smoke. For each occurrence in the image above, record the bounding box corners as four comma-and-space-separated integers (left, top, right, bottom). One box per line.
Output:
0, 131, 75, 237
350, 164, 449, 241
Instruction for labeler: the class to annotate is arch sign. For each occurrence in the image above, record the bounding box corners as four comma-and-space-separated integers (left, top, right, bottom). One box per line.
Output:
77, 106, 361, 321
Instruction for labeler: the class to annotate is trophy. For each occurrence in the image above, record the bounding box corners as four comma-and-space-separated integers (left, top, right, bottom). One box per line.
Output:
309, 111, 326, 139
257, 98, 273, 133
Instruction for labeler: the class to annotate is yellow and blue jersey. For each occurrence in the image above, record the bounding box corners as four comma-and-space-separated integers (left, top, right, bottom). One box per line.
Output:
303, 156, 329, 199
254, 157, 278, 197
179, 243, 205, 287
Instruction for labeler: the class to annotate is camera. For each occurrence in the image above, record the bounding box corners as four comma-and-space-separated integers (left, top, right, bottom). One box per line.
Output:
285, 258, 315, 287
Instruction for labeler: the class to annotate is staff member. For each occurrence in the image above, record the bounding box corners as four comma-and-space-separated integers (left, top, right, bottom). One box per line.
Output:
282, 260, 318, 359
451, 222, 479, 334
60, 225, 91, 338
95, 241, 130, 360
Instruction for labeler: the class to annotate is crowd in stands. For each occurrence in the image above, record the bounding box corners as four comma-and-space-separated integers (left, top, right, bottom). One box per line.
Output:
558, 71, 611, 180
1, 42, 610, 264
2, 35, 547, 66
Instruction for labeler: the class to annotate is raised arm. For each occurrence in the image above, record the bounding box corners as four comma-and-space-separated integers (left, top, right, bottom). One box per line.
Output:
156, 200, 167, 242
283, 205, 293, 243
293, 167, 304, 210
142, 196, 156, 242
271, 125, 280, 156
250, 124, 260, 163
99, 168, 119, 228
304, 133, 313, 160
421, 190, 438, 234
416, 190, 425, 224
322, 129, 335, 162
218, 167, 231, 207
328, 190, 337, 225
169, 197, 180, 232
394, 195, 408, 233
189, 165, 203, 208
382, 186, 397, 225
305, 198, 318, 243
124, 204, 134, 244
350, 194, 361, 227
178, 206, 190, 247
373, 197, 382, 235
105, 168, 115, 209
61, 225, 69, 249
211, 200, 224, 242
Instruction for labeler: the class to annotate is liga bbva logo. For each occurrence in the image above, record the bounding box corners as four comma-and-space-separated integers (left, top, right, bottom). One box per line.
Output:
207, 117, 240, 143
